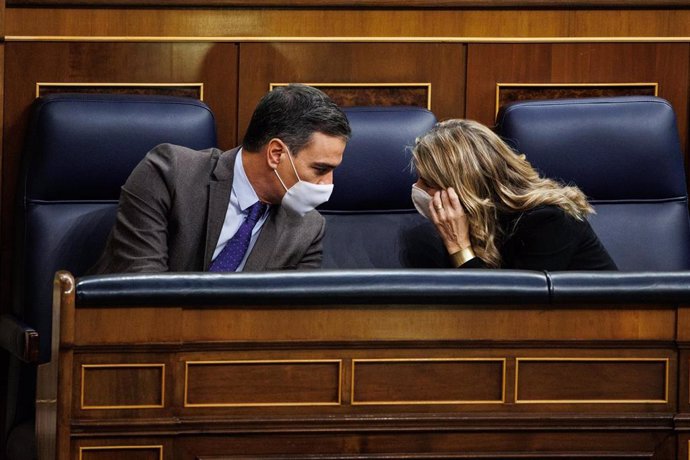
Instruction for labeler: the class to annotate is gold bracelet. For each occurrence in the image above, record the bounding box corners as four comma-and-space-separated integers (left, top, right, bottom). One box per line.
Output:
450, 246, 476, 267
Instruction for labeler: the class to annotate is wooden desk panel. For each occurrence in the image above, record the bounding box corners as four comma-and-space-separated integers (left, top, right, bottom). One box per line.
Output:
43, 272, 684, 459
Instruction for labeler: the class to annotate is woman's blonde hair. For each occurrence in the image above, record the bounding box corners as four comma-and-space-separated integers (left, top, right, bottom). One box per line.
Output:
411, 119, 593, 268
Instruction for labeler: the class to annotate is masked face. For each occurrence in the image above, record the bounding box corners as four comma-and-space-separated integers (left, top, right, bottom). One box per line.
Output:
274, 147, 334, 217
411, 184, 433, 220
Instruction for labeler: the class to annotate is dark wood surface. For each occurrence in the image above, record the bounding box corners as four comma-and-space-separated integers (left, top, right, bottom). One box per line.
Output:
6, 9, 690, 38
237, 43, 466, 141
45, 265, 685, 458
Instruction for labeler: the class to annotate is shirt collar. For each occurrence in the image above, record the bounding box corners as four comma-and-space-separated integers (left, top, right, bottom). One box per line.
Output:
232, 148, 261, 211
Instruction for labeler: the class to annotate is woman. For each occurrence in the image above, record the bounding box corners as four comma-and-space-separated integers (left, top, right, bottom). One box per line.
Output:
410, 119, 617, 270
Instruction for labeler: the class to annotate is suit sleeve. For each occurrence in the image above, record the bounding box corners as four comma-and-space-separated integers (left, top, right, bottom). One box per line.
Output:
294, 216, 325, 269
88, 144, 176, 274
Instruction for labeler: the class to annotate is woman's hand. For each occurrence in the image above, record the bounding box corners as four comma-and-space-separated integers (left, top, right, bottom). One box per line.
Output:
429, 187, 472, 254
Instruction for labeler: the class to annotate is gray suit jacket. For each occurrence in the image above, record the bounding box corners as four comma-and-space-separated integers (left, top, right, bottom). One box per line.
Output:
90, 144, 325, 274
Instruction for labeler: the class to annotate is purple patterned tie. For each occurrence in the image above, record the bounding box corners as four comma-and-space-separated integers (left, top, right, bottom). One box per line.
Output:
209, 201, 267, 272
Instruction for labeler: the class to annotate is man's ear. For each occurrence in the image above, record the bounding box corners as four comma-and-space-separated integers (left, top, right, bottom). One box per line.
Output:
265, 138, 287, 169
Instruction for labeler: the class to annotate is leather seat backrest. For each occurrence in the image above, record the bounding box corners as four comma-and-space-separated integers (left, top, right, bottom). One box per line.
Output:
17, 93, 218, 364
495, 96, 690, 271
319, 106, 447, 268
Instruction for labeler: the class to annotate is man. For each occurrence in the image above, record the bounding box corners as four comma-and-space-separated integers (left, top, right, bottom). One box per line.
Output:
89, 84, 351, 273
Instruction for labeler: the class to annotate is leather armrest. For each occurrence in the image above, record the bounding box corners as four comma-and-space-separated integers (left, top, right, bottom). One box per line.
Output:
548, 271, 690, 304
76, 270, 550, 307
0, 313, 39, 362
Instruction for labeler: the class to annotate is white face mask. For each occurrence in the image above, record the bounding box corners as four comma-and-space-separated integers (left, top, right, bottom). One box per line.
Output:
275, 147, 334, 217
411, 184, 433, 220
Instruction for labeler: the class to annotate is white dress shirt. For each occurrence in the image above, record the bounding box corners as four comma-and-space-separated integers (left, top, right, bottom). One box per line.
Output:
211, 149, 270, 271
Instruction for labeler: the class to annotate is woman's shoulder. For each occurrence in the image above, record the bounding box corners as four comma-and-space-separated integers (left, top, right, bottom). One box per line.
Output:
523, 204, 565, 219
509, 205, 569, 230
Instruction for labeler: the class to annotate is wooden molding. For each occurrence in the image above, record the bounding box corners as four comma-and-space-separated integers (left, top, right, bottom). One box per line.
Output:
6, 0, 690, 7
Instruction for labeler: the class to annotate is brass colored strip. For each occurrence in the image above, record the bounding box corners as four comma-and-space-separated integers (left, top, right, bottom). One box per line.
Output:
351, 357, 506, 406
7, 36, 690, 43
514, 357, 670, 404
184, 359, 343, 408
80, 363, 165, 410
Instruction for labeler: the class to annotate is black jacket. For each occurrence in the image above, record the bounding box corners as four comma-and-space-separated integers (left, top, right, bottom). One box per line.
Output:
462, 205, 617, 271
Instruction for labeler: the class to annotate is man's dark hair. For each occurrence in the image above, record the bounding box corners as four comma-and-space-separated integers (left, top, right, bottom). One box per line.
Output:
242, 84, 351, 155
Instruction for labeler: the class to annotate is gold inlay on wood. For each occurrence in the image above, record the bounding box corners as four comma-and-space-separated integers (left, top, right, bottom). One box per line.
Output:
80, 364, 165, 410
36, 82, 205, 100
270, 82, 432, 110
495, 82, 659, 116
514, 357, 669, 404
351, 358, 506, 406
79, 445, 163, 460
184, 359, 343, 408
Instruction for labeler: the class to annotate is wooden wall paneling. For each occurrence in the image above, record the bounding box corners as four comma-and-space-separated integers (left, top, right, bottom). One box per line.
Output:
6, 9, 690, 39
466, 43, 689, 142
0, 41, 238, 309
237, 43, 465, 142
466, 43, 690, 185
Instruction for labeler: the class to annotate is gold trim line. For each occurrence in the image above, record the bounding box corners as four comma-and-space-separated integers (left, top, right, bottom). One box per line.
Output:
7, 36, 690, 43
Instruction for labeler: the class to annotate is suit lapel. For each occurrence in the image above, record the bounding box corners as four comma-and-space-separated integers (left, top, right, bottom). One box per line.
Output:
203, 148, 239, 269
244, 206, 296, 270
244, 207, 282, 270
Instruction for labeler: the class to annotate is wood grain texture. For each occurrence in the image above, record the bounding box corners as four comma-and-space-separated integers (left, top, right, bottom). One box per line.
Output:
465, 42, 690, 167
516, 359, 669, 403
185, 361, 341, 406
7, 0, 690, 7
352, 359, 504, 404
679, 350, 690, 416
498, 84, 657, 110
72, 353, 174, 420
175, 431, 672, 458
51, 283, 683, 457
178, 307, 675, 343
6, 8, 690, 38
237, 43, 465, 140
81, 365, 164, 408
